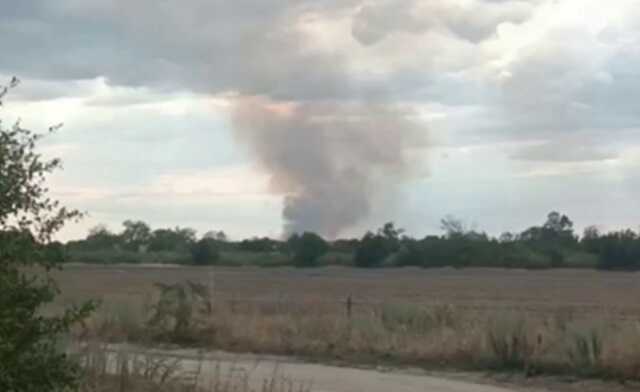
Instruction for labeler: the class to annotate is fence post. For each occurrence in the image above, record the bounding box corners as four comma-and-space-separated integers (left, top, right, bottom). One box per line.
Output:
230, 293, 236, 314
346, 294, 353, 320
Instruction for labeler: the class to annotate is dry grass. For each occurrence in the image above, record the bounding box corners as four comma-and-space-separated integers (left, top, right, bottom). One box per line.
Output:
74, 341, 311, 392
55, 265, 640, 381
53, 265, 640, 317
75, 288, 640, 381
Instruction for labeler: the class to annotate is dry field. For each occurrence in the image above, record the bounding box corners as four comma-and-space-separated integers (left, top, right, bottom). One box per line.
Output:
54, 265, 640, 383
55, 265, 640, 319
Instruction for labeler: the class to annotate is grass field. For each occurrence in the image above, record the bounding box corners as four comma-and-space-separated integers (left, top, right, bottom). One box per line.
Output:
55, 265, 640, 317
55, 265, 640, 381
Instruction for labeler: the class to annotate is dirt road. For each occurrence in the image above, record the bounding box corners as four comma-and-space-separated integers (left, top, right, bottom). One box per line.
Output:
123, 348, 535, 392
198, 361, 519, 392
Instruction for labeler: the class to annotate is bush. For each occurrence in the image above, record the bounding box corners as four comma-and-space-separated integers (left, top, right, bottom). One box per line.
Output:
597, 231, 640, 270
66, 249, 192, 265
238, 237, 282, 252
190, 238, 220, 265
566, 327, 604, 375
288, 232, 329, 267
147, 281, 212, 343
487, 316, 536, 370
548, 249, 566, 268
0, 79, 94, 391
354, 232, 389, 268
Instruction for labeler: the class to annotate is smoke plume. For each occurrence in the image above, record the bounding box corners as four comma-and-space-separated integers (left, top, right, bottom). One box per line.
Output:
232, 97, 427, 238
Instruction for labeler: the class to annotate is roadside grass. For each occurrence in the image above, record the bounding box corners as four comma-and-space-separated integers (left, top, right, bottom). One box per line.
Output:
76, 341, 311, 392
74, 281, 640, 383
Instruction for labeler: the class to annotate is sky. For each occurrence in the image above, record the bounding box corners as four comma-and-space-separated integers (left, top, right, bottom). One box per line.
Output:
1, 0, 639, 241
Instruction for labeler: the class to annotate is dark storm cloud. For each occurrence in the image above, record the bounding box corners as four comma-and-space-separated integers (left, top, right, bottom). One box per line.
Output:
0, 0, 531, 101
0, 0, 360, 100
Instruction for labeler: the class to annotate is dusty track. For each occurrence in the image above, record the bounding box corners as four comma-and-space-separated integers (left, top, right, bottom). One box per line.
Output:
115, 347, 533, 392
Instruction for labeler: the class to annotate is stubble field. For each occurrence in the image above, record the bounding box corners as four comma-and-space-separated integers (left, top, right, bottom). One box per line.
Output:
56, 265, 640, 383
55, 265, 640, 318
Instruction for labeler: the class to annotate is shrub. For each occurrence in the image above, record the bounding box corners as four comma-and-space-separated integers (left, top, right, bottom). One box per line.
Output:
380, 304, 435, 335
597, 231, 640, 270
566, 327, 604, 374
486, 316, 536, 370
354, 232, 389, 268
287, 232, 329, 267
191, 238, 220, 265
0, 79, 94, 391
147, 281, 213, 343
238, 237, 282, 252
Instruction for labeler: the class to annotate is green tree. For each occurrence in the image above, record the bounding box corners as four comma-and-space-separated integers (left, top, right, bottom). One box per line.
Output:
121, 220, 151, 251
204, 230, 227, 242
190, 238, 220, 265
83, 224, 120, 250
521, 211, 575, 243
354, 231, 388, 267
148, 227, 196, 252
582, 225, 602, 254
0, 78, 94, 391
543, 211, 573, 234
287, 232, 329, 267
597, 230, 640, 270
238, 237, 281, 252
519, 211, 577, 267
354, 222, 403, 268
440, 215, 467, 239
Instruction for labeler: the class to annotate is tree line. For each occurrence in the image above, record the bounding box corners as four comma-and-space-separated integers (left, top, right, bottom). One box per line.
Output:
62, 212, 640, 270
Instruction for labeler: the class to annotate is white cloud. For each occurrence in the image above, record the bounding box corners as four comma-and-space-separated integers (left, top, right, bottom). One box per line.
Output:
2, 0, 640, 237
352, 0, 534, 45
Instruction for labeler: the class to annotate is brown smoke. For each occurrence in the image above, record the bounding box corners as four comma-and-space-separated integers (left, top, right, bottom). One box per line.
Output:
232, 97, 427, 238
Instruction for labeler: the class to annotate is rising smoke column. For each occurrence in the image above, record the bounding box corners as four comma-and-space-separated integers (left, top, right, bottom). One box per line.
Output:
232, 97, 427, 238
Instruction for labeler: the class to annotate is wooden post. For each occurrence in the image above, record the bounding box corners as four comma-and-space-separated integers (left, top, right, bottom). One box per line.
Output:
346, 294, 353, 320
230, 293, 236, 314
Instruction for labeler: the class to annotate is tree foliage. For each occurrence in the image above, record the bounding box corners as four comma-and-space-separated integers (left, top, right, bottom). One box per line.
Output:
190, 238, 220, 266
56, 209, 640, 270
147, 281, 212, 343
238, 237, 281, 252
203, 230, 227, 242
354, 222, 403, 268
589, 230, 640, 270
83, 225, 120, 251
287, 232, 329, 267
0, 79, 94, 391
148, 227, 196, 252
121, 220, 152, 251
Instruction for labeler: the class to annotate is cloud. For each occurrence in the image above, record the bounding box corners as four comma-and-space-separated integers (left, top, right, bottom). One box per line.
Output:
3, 0, 640, 239
512, 142, 617, 163
0, 74, 96, 102
492, 2, 640, 134
0, 0, 359, 101
0, 0, 526, 103
352, 0, 533, 45
497, 29, 610, 131
51, 164, 282, 240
